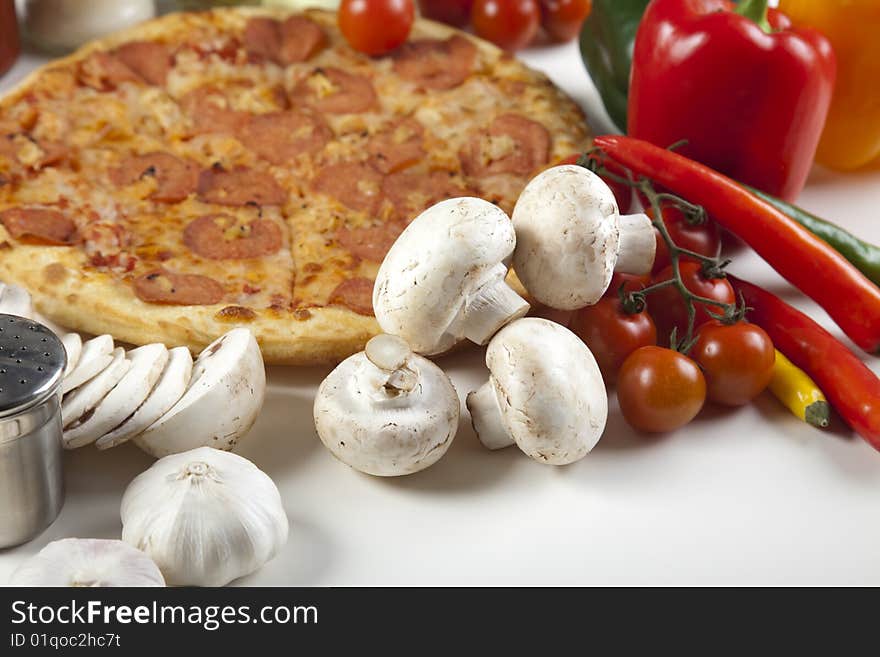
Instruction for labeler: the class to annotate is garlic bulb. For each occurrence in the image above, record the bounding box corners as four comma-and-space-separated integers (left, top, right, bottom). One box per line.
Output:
9, 538, 165, 587
121, 447, 288, 587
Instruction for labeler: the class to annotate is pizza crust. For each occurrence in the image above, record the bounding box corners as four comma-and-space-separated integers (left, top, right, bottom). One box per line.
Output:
0, 8, 589, 365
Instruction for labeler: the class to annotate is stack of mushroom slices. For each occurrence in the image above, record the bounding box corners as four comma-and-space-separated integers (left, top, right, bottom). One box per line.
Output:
0, 283, 266, 459
315, 164, 656, 475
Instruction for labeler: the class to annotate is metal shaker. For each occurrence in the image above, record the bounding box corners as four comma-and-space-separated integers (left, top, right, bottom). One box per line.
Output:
0, 314, 66, 548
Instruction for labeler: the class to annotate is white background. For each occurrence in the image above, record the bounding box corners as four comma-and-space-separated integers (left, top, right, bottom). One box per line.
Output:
1, 32, 879, 586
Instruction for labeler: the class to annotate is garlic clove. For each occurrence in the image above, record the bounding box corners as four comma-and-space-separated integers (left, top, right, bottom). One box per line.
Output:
134, 329, 265, 459
121, 447, 288, 587
62, 347, 129, 436
62, 334, 114, 394
9, 538, 165, 587
96, 346, 193, 450
64, 344, 169, 449
61, 333, 82, 378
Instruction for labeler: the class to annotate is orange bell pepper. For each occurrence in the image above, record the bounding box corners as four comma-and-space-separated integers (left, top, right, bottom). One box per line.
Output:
780, 0, 880, 170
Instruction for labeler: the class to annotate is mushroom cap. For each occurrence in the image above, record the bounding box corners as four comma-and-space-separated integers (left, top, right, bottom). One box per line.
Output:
373, 197, 517, 355
483, 317, 608, 464
512, 165, 621, 310
313, 347, 460, 476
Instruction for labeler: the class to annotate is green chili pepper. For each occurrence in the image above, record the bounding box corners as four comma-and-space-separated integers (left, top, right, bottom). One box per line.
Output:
579, 0, 650, 132
746, 184, 880, 287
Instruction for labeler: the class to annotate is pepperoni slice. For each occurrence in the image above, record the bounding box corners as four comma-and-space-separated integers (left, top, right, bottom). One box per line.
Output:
183, 214, 282, 260
110, 152, 199, 203
134, 269, 225, 306
459, 114, 551, 177
77, 52, 141, 90
292, 68, 377, 115
312, 162, 383, 215
198, 165, 286, 207
0, 206, 75, 245
367, 118, 425, 174
244, 16, 325, 66
115, 41, 172, 86
180, 86, 250, 135
328, 277, 374, 316
382, 169, 469, 221
336, 221, 405, 262
0, 207, 78, 245
392, 35, 477, 91
240, 111, 331, 165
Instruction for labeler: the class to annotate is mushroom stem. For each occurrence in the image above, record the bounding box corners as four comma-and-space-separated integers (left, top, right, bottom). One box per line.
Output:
461, 263, 530, 346
614, 213, 656, 275
365, 334, 418, 393
466, 381, 515, 450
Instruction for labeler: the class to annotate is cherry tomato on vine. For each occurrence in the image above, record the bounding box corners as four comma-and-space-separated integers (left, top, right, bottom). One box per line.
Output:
691, 321, 775, 406
604, 272, 650, 298
649, 261, 735, 344
570, 296, 657, 383
418, 0, 473, 26
616, 346, 706, 432
472, 0, 541, 51
650, 205, 722, 274
558, 153, 632, 214
339, 0, 415, 56
540, 0, 592, 42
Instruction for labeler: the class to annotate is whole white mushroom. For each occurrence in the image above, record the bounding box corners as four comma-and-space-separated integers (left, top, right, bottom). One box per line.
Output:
373, 197, 530, 355
466, 317, 608, 465
512, 165, 656, 311
314, 334, 460, 476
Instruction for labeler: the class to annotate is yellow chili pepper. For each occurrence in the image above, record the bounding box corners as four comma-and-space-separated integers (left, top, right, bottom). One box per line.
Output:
768, 349, 830, 428
779, 0, 880, 170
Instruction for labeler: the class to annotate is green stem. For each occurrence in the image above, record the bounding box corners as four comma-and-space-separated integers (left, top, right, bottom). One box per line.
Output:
734, 0, 772, 33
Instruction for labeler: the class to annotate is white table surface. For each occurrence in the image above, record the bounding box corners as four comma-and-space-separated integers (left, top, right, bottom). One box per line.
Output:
1, 38, 879, 587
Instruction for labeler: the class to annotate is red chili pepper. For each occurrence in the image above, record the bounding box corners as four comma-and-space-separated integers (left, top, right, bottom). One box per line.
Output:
729, 276, 880, 450
593, 134, 880, 354
628, 0, 835, 202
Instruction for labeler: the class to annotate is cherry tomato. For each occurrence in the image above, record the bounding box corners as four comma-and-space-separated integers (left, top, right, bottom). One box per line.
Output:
692, 321, 775, 406
570, 296, 657, 383
339, 0, 415, 56
418, 0, 473, 26
558, 153, 632, 214
472, 0, 540, 51
650, 205, 722, 274
617, 346, 706, 432
605, 272, 650, 298
540, 0, 592, 42
649, 261, 735, 344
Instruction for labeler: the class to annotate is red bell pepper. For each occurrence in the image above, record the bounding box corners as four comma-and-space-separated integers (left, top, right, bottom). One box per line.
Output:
592, 134, 880, 354
628, 0, 835, 202
730, 276, 880, 450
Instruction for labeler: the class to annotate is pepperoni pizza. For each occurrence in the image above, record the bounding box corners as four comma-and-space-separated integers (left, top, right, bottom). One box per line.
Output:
0, 8, 590, 364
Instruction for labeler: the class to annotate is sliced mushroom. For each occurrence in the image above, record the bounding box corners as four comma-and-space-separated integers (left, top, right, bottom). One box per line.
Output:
96, 346, 193, 450
313, 333, 460, 476
373, 197, 530, 355
0, 282, 34, 318
61, 333, 82, 377
61, 347, 130, 437
134, 328, 265, 458
62, 334, 114, 393
64, 343, 169, 449
512, 165, 655, 310
466, 317, 608, 465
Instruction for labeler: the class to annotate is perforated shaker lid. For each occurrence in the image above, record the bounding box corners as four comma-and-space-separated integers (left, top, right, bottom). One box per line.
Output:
0, 314, 66, 419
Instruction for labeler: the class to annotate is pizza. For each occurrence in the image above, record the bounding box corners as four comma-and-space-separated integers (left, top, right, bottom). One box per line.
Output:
0, 7, 591, 364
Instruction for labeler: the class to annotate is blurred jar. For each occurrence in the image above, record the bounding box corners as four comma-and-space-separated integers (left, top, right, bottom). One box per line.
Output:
0, 0, 20, 76
156, 0, 256, 12
22, 0, 156, 54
